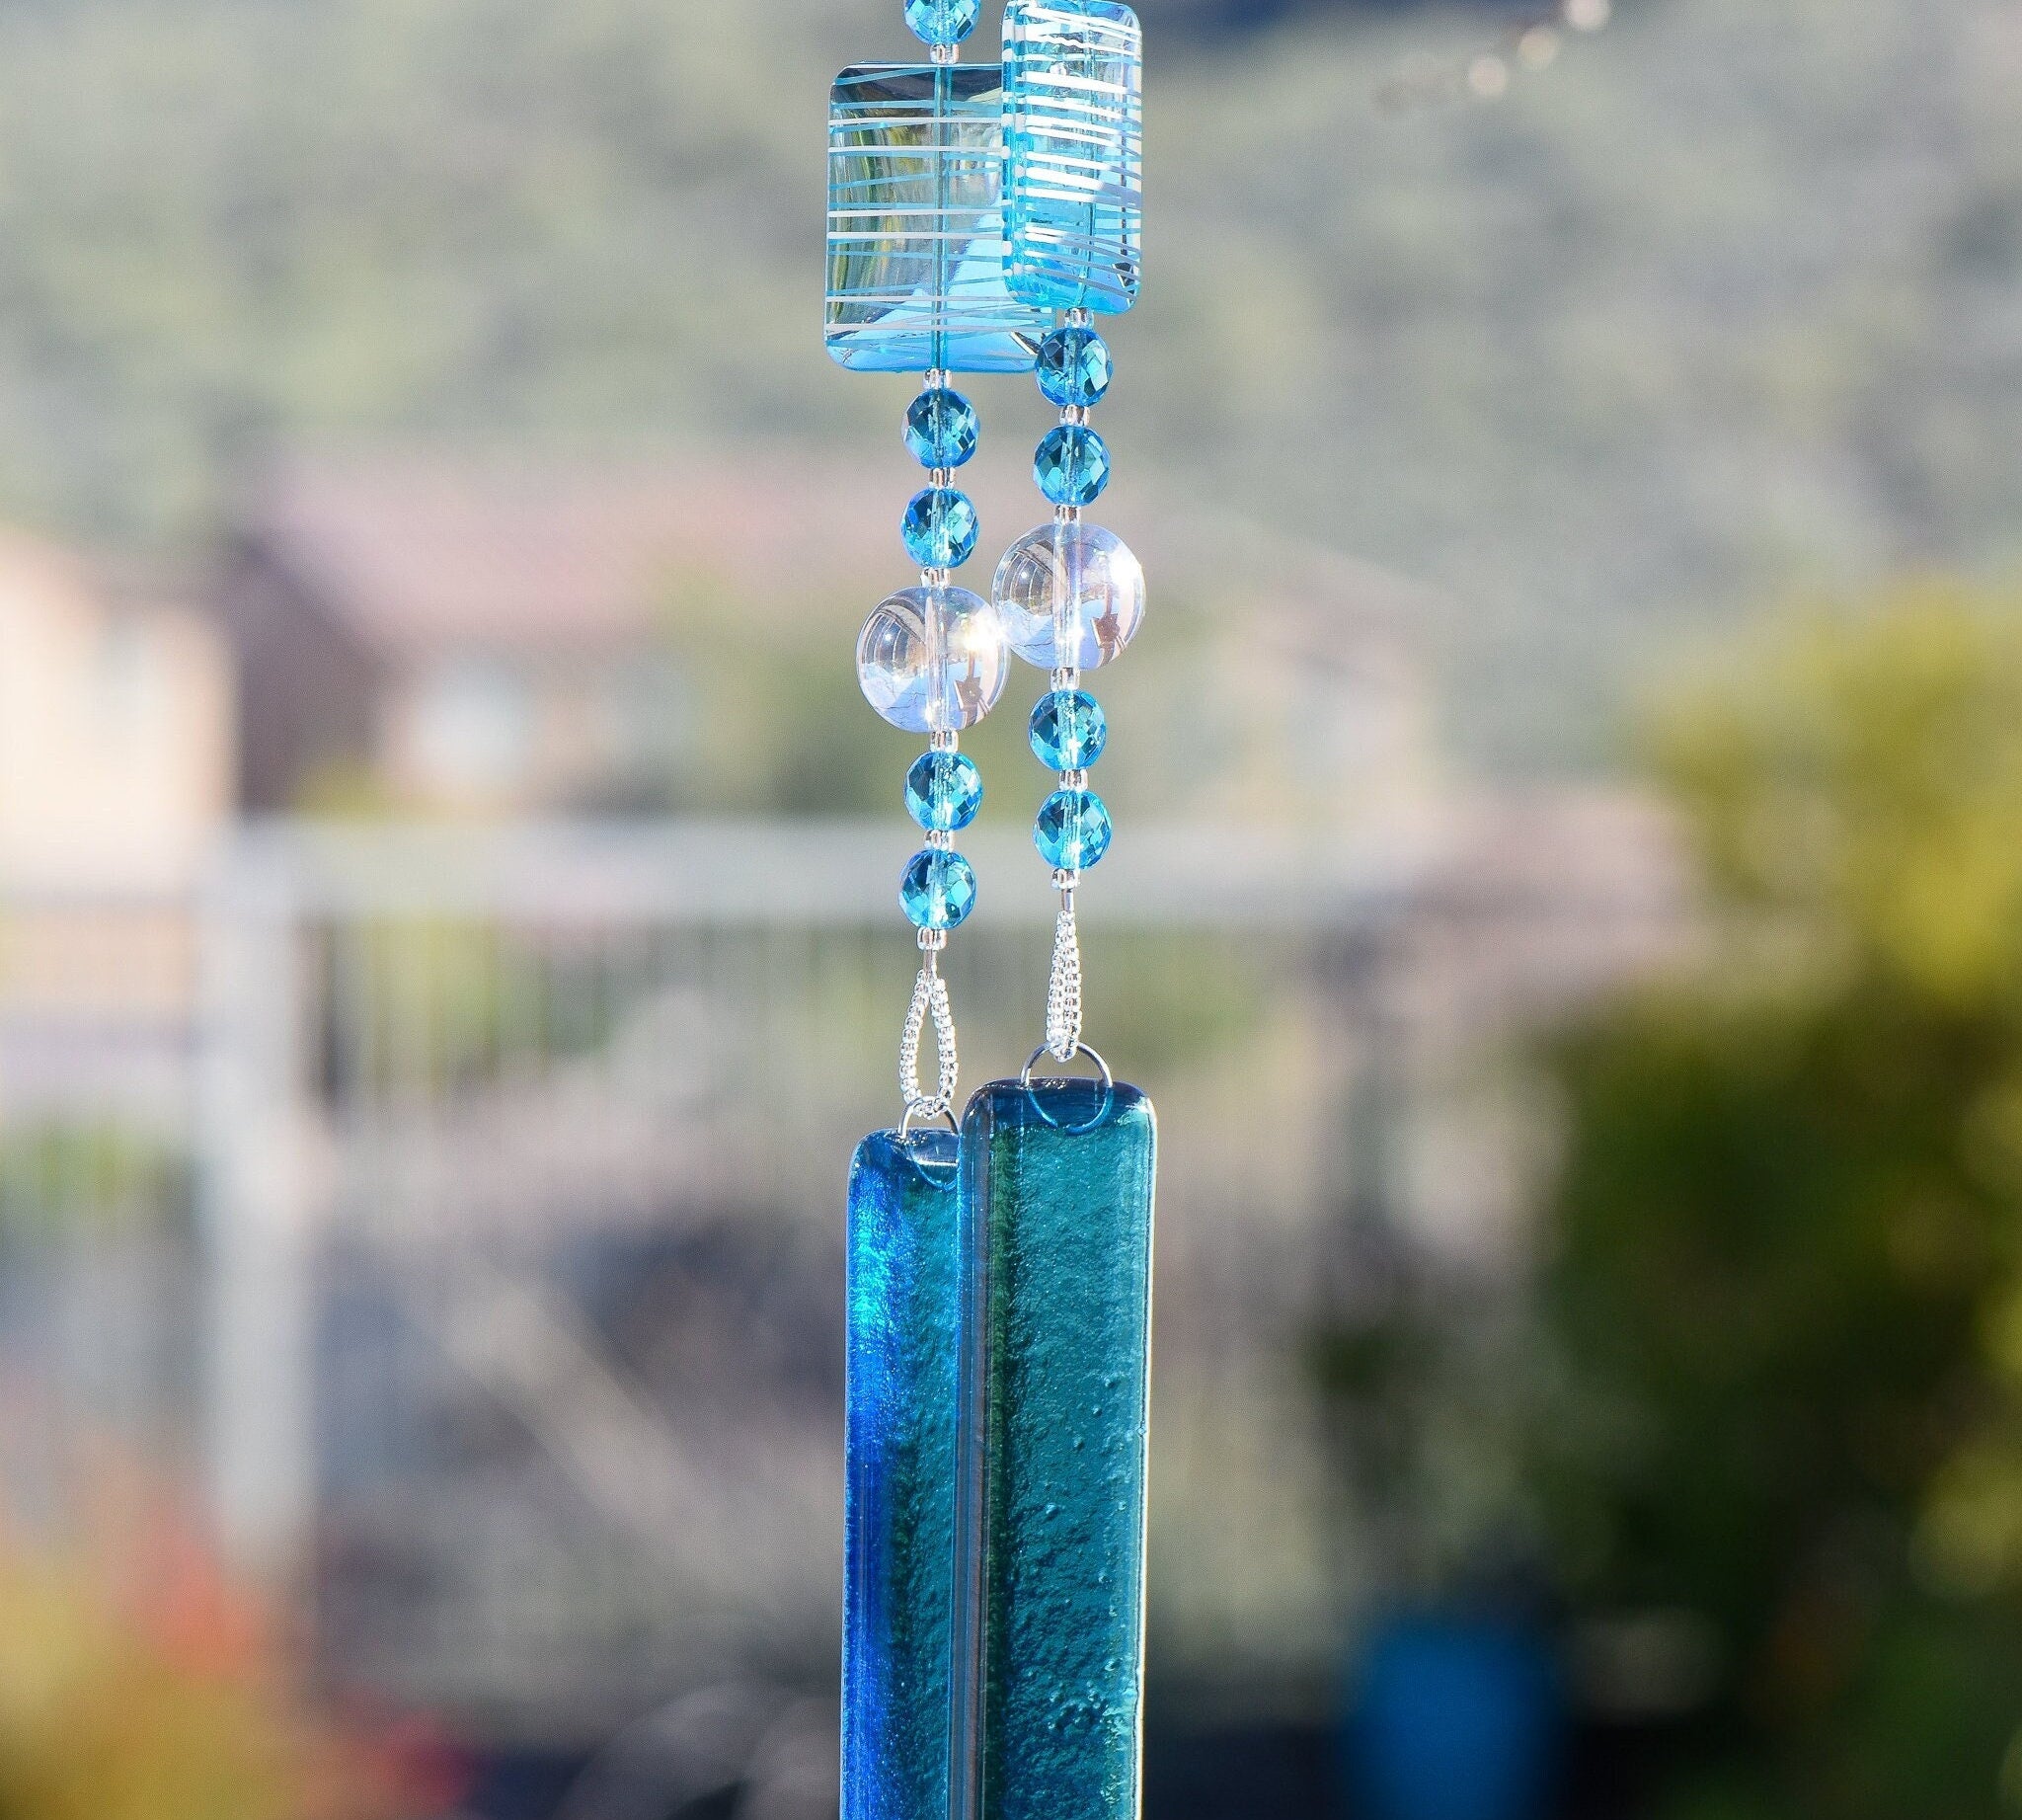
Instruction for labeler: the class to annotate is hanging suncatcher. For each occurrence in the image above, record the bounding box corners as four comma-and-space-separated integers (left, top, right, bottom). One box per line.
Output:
829, 3, 1154, 1816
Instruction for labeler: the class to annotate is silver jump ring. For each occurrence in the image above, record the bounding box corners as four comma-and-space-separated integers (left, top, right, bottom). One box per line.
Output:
1020, 1041, 1114, 1093
900, 1099, 960, 1140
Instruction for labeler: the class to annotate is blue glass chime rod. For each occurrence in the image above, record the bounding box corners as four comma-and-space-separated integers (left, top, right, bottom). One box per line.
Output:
845, 1129, 963, 1820
951, 1075, 1158, 1820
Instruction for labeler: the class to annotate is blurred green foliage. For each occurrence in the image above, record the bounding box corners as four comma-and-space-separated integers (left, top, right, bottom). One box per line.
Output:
0, 1120, 188, 1236
1537, 586, 2022, 1816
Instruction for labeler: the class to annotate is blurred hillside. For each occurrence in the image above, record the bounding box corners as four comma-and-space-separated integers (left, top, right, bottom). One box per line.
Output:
0, 0, 2014, 768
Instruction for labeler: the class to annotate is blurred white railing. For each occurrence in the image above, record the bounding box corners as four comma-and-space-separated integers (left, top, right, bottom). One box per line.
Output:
0, 808, 1687, 1737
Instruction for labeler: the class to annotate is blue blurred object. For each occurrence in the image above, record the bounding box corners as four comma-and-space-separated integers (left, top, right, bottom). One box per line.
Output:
1342, 1615, 1563, 1820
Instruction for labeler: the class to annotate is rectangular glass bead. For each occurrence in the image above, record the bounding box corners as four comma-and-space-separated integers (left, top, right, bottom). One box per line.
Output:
845, 1128, 963, 1820
827, 64, 1051, 374
952, 1076, 1157, 1820
1002, 0, 1143, 315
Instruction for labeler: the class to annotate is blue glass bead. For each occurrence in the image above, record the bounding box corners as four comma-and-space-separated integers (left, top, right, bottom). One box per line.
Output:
1035, 326, 1113, 409
1034, 787, 1113, 869
902, 487, 980, 569
1002, 0, 1143, 314
903, 0, 979, 47
826, 66, 1049, 374
993, 520, 1144, 670
905, 386, 980, 469
858, 586, 1009, 733
845, 1128, 960, 1820
1035, 425, 1110, 508
1029, 689, 1108, 770
900, 848, 978, 929
906, 750, 984, 831
952, 1076, 1156, 1820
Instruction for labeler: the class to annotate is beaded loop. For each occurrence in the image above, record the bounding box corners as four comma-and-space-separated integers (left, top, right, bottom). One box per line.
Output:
899, 961, 960, 1119
1045, 902, 1083, 1062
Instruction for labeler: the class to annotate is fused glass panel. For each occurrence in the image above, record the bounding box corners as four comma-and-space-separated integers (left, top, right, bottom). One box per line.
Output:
845, 1129, 962, 1820
1002, 1, 1143, 314
952, 1077, 1157, 1820
828, 65, 1050, 373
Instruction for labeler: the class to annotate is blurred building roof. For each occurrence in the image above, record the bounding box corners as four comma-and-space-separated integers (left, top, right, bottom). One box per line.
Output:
237, 446, 1442, 656
239, 450, 913, 657
221, 446, 1450, 817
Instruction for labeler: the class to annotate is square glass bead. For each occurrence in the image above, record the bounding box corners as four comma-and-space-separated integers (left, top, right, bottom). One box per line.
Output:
827, 64, 1051, 374
1002, 0, 1143, 315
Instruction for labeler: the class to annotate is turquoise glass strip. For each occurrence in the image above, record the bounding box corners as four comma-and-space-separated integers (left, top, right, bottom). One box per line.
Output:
845, 1129, 962, 1820
1002, 1, 1143, 315
952, 1076, 1157, 1820
827, 65, 1050, 373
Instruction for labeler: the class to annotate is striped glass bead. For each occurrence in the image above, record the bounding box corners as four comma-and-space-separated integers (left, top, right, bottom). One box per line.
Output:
826, 66, 1050, 374
1002, 0, 1143, 314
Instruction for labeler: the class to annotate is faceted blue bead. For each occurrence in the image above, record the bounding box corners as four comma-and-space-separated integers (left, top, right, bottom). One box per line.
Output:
904, 0, 979, 47
1034, 425, 1110, 508
902, 488, 980, 568
900, 848, 978, 929
1034, 788, 1113, 869
1029, 689, 1108, 770
905, 387, 980, 469
905, 751, 984, 831
1035, 326, 1112, 408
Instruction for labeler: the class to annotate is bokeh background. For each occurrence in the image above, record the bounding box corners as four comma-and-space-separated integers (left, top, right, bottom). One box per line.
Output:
1, 0, 2020, 1815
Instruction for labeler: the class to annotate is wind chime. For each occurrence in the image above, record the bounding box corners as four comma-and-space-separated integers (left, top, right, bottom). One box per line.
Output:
826, 2, 1151, 1816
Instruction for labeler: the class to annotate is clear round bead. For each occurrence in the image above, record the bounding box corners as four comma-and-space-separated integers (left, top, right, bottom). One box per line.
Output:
857, 586, 1010, 733
991, 521, 1145, 671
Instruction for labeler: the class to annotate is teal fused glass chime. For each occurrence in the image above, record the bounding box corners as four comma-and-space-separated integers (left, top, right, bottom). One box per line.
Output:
830, 2, 1154, 1819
